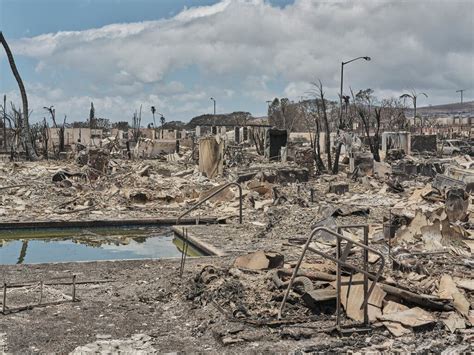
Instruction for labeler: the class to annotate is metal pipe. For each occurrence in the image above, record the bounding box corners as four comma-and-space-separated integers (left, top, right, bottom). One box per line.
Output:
339, 62, 344, 123
336, 232, 341, 327
183, 228, 189, 273
39, 281, 43, 304
363, 226, 369, 326
2, 283, 6, 314
72, 275, 76, 302
180, 227, 186, 277
176, 182, 243, 225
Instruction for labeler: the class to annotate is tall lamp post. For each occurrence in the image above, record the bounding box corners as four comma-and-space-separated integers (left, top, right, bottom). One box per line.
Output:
210, 97, 216, 115
339, 56, 371, 124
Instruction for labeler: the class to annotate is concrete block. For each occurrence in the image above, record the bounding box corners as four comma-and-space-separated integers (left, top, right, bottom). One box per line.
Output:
329, 183, 349, 195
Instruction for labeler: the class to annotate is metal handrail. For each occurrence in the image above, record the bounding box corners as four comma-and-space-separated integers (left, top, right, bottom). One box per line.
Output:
278, 226, 385, 324
176, 182, 242, 225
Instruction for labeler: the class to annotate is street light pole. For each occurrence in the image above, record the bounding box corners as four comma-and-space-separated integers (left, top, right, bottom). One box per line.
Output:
210, 97, 216, 115
339, 56, 371, 125
339, 62, 344, 124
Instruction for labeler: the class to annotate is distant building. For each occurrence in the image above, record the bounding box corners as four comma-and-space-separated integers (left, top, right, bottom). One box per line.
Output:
48, 127, 103, 150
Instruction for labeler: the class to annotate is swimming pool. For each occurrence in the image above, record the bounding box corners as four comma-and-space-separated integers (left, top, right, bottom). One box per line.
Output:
0, 226, 202, 264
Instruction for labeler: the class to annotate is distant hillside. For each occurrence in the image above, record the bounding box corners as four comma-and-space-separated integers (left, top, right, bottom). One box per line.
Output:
185, 111, 262, 128
408, 101, 474, 115
162, 121, 186, 130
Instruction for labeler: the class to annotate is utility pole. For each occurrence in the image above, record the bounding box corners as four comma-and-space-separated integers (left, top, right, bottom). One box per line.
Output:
456, 89, 466, 104
210, 97, 216, 115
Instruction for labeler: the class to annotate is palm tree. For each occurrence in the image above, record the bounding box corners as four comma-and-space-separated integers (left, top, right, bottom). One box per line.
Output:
151, 106, 157, 139
160, 115, 165, 139
400, 90, 428, 134
0, 31, 36, 160
151, 106, 156, 127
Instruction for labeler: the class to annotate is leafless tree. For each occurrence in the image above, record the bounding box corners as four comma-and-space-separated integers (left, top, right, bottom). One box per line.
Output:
351, 88, 382, 162
250, 128, 265, 156
302, 100, 325, 173
132, 105, 142, 142
44, 106, 67, 154
381, 98, 408, 131
0, 32, 36, 160
9, 103, 23, 150
310, 80, 333, 172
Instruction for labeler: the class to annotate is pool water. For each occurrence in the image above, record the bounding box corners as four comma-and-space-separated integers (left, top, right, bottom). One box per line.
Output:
0, 226, 201, 264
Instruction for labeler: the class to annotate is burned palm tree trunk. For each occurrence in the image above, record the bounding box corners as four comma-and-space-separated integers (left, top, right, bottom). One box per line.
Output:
0, 32, 36, 160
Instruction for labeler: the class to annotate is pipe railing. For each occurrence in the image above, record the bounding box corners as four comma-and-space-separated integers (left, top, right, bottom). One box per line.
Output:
278, 226, 385, 328
176, 182, 242, 225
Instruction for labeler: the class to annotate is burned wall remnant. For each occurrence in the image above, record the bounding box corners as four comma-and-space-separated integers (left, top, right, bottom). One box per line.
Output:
350, 151, 374, 176
198, 136, 224, 178
392, 160, 443, 179
432, 174, 467, 193
444, 165, 474, 193
411, 135, 437, 153
264, 129, 287, 160
381, 132, 411, 156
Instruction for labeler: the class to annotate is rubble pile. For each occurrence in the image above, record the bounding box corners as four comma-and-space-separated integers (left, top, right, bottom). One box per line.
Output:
0, 128, 473, 352
185, 246, 472, 347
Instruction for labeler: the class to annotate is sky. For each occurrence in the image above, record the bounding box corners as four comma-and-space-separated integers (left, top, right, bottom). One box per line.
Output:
0, 0, 473, 125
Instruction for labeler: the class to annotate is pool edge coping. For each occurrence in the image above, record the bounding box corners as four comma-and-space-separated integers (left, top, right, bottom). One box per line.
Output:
0, 217, 223, 230
171, 226, 226, 257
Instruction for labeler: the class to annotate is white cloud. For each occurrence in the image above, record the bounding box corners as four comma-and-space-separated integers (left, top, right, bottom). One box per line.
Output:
2, 0, 472, 122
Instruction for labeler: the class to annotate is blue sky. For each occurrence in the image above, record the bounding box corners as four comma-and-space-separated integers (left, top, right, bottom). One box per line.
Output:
1, 0, 472, 124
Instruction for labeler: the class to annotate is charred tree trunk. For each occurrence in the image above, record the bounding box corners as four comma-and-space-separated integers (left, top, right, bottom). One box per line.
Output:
59, 115, 67, 153
358, 110, 379, 162
42, 118, 49, 159
0, 32, 36, 160
314, 82, 332, 172
313, 117, 326, 173
372, 108, 382, 162
332, 142, 342, 174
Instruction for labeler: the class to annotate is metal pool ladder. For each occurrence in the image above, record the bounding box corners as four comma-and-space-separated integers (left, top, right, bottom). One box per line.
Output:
278, 225, 385, 334
176, 182, 242, 277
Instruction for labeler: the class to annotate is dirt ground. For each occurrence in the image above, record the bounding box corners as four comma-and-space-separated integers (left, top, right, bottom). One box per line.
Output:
0, 256, 471, 354
0, 155, 473, 353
